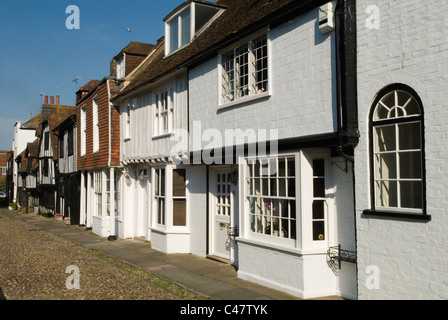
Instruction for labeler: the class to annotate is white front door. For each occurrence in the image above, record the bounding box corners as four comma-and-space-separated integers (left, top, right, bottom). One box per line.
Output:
135, 179, 148, 237
210, 168, 233, 260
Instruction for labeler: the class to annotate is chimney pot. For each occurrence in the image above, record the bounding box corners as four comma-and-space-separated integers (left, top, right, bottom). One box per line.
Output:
50, 96, 54, 104
45, 96, 49, 104
56, 95, 60, 105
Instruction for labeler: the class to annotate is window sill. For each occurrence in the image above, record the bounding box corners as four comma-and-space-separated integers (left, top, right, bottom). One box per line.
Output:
152, 132, 174, 140
150, 227, 190, 235
218, 91, 271, 111
363, 209, 431, 222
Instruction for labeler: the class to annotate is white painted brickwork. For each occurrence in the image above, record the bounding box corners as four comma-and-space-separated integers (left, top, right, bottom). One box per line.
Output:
188, 9, 337, 151
355, 0, 448, 299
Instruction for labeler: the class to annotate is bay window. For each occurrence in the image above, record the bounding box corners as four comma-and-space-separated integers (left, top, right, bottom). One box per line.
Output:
243, 151, 331, 251
153, 166, 188, 229
246, 157, 297, 241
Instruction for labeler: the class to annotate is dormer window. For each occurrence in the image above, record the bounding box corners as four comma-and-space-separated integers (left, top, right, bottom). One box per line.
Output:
116, 55, 125, 79
164, 1, 225, 56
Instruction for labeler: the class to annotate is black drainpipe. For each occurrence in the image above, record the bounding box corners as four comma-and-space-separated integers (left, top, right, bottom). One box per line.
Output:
335, 0, 359, 299
335, 0, 359, 160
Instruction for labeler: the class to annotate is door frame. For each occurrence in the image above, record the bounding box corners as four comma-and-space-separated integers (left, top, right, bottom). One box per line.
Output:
208, 165, 235, 261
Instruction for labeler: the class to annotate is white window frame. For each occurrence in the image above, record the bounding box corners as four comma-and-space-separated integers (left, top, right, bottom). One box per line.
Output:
80, 105, 86, 156
92, 96, 99, 153
124, 104, 131, 141
218, 30, 271, 109
165, 4, 193, 56
94, 170, 103, 217
371, 88, 425, 215
151, 166, 189, 232
116, 54, 126, 79
154, 89, 174, 137
240, 149, 332, 254
243, 154, 298, 249
153, 167, 166, 228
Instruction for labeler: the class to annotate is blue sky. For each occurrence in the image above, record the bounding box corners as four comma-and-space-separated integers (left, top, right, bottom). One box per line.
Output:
0, 0, 185, 150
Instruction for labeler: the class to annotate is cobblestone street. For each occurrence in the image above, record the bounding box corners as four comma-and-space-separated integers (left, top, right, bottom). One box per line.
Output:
0, 209, 203, 300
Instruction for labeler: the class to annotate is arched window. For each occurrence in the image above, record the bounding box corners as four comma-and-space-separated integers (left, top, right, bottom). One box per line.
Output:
368, 84, 428, 218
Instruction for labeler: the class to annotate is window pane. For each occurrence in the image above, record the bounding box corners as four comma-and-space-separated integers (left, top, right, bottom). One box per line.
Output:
313, 159, 325, 177
375, 180, 398, 207
287, 158, 295, 177
313, 178, 325, 198
278, 158, 286, 177
235, 44, 249, 97
173, 169, 186, 197
313, 200, 325, 220
375, 153, 397, 180
278, 178, 286, 197
399, 152, 422, 179
160, 170, 165, 196
404, 97, 420, 116
313, 221, 325, 241
375, 125, 396, 152
399, 122, 421, 150
173, 199, 186, 226
180, 10, 191, 46
169, 18, 179, 52
287, 178, 295, 197
400, 181, 423, 209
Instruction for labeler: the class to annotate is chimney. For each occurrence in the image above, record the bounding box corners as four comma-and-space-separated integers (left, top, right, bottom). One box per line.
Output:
56, 95, 60, 105
45, 96, 49, 104
50, 96, 55, 105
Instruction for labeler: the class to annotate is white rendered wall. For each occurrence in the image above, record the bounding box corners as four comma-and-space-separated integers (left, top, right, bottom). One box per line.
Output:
187, 165, 208, 257
355, 0, 448, 300
188, 9, 337, 152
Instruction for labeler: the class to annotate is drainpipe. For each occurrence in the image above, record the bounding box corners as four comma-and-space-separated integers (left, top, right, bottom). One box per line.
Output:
335, 0, 359, 299
335, 0, 359, 161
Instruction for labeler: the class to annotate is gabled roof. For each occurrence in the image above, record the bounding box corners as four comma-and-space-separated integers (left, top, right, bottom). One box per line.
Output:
40, 106, 77, 160
22, 113, 42, 130
78, 80, 101, 93
112, 0, 326, 102
113, 41, 156, 60
27, 139, 39, 158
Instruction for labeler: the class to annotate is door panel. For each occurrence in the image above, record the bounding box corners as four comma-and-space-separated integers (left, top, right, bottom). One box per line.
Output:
210, 170, 233, 260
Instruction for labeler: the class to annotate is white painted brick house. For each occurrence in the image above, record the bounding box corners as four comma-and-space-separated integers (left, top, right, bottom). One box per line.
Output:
355, 0, 448, 299
112, 0, 359, 300
107, 0, 447, 300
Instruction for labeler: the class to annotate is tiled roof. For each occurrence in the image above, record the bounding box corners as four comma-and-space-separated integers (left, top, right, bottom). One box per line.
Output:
113, 41, 156, 59
22, 113, 42, 130
79, 80, 101, 92
41, 105, 77, 160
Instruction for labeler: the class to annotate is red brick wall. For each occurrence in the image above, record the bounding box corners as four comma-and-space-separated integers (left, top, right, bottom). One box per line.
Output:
76, 80, 121, 171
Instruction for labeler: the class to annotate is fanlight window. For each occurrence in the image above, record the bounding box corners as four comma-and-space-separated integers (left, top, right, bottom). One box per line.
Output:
371, 87, 425, 213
